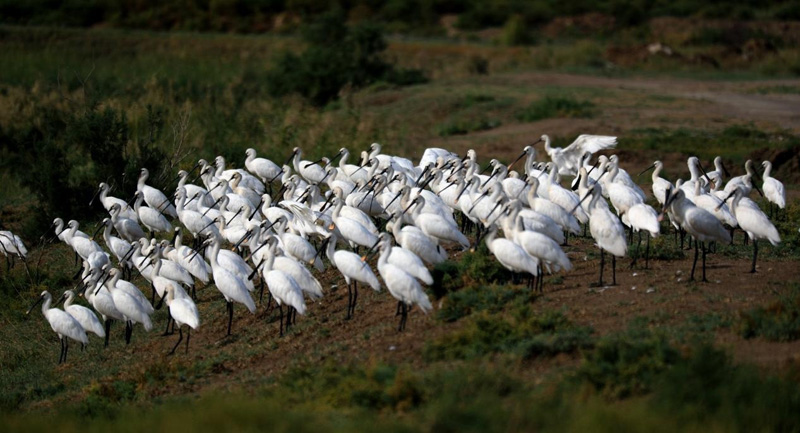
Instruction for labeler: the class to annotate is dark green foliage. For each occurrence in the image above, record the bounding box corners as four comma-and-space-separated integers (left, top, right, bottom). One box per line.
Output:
266, 11, 426, 106
652, 344, 800, 432
738, 288, 800, 341
576, 327, 680, 399
515, 96, 595, 122
1, 101, 167, 236
436, 117, 500, 137
437, 284, 524, 322
424, 308, 594, 361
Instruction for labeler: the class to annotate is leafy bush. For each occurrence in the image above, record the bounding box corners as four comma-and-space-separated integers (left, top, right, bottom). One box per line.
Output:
576, 327, 679, 399
436, 117, 500, 137
515, 96, 595, 122
1, 102, 168, 237
425, 308, 593, 361
738, 289, 800, 341
266, 10, 427, 107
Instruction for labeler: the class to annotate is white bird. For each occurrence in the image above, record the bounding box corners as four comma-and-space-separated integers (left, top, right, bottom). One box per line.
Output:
245, 148, 283, 185
291, 147, 327, 184
0, 230, 27, 267
91, 182, 137, 221
163, 285, 200, 355
638, 160, 673, 206
323, 232, 381, 319
622, 202, 660, 269
60, 220, 104, 261
59, 290, 105, 339
108, 203, 147, 242
407, 196, 469, 249
100, 269, 153, 344
581, 183, 627, 286
373, 231, 433, 332
260, 248, 306, 336
137, 168, 178, 218
664, 187, 731, 282
507, 210, 571, 283
95, 218, 134, 278
761, 160, 786, 214
483, 224, 540, 287
26, 291, 88, 364
133, 191, 172, 234
722, 187, 781, 274
102, 265, 154, 315
386, 217, 447, 265
724, 160, 758, 195
539, 134, 617, 176
84, 270, 125, 347
205, 237, 256, 336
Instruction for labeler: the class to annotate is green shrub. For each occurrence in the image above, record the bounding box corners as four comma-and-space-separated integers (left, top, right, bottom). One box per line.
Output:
738, 289, 800, 341
425, 308, 593, 361
266, 10, 426, 107
576, 327, 680, 399
515, 96, 595, 122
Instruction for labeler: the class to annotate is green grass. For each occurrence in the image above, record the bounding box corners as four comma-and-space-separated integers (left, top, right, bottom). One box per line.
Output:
738, 284, 800, 341
424, 308, 593, 361
515, 95, 596, 122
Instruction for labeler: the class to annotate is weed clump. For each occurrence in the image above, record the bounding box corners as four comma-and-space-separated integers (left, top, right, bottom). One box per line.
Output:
266, 10, 426, 107
515, 96, 595, 122
425, 308, 593, 361
738, 289, 800, 341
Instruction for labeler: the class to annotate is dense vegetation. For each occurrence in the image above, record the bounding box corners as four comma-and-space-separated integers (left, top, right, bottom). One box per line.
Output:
2, 0, 800, 34
2, 15, 800, 432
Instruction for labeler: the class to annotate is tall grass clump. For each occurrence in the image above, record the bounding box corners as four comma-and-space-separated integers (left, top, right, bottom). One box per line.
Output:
266, 10, 427, 107
738, 286, 800, 341
515, 96, 595, 122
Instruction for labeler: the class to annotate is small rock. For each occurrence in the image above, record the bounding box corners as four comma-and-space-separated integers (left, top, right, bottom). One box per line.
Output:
716, 280, 721, 284
631, 286, 637, 291
676, 270, 683, 276
677, 277, 682, 282
388, 345, 396, 351
646, 287, 656, 294
632, 272, 638, 277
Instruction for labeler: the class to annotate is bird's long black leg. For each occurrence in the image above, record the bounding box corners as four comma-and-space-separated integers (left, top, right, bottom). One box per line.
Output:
396, 301, 402, 316
162, 316, 173, 336
185, 328, 191, 354
351, 281, 358, 318
227, 302, 234, 336
346, 281, 353, 320
597, 248, 605, 287
279, 304, 284, 337
104, 319, 111, 347
612, 255, 617, 286
751, 239, 758, 273
169, 327, 183, 355
690, 238, 699, 281
701, 242, 708, 282
64, 339, 69, 364
59, 338, 64, 364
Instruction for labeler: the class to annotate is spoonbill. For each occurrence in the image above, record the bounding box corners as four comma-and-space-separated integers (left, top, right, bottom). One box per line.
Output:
371, 232, 432, 331
581, 183, 627, 286
27, 291, 88, 364
722, 187, 780, 273
537, 134, 617, 176
761, 161, 785, 218
323, 232, 381, 319
137, 168, 178, 218
59, 290, 106, 340
163, 285, 200, 355
664, 187, 730, 282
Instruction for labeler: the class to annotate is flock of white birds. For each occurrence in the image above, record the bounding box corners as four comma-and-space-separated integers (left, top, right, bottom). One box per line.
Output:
3, 134, 788, 364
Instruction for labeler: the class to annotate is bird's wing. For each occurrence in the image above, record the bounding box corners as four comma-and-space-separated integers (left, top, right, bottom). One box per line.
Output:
564, 135, 617, 159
